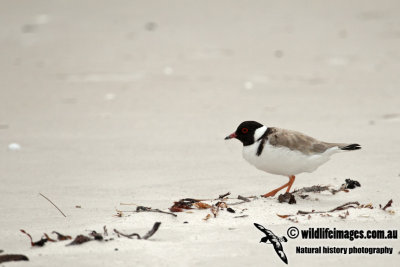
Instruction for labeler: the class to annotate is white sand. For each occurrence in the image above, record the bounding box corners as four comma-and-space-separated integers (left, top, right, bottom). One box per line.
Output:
0, 0, 399, 266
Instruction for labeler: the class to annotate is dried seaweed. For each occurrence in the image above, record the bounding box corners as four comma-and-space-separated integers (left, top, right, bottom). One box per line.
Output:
237, 195, 251, 202
67, 235, 92, 246
276, 214, 292, 219
233, 215, 248, 218
117, 207, 177, 217
52, 231, 72, 241
113, 222, 161, 240
0, 254, 29, 263
20, 230, 48, 247
297, 201, 360, 215
89, 231, 103, 241
194, 202, 211, 209
43, 233, 56, 242
381, 199, 393, 211
218, 192, 231, 199
169, 199, 199, 212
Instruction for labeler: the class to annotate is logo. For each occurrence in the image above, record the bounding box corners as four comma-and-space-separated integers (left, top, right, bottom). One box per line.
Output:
254, 223, 288, 264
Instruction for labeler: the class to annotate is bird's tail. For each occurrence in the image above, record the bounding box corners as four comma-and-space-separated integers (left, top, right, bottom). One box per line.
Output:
340, 143, 361, 151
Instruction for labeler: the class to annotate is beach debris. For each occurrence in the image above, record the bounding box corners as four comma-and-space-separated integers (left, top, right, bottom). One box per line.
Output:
39, 193, 66, 217
116, 205, 177, 217
238, 195, 251, 202
293, 179, 361, 195
203, 214, 212, 221
227, 207, 235, 213
43, 233, 56, 242
211, 205, 219, 218
52, 231, 72, 241
234, 215, 248, 218
20, 223, 161, 248
278, 192, 296, 204
114, 210, 123, 217
294, 185, 329, 194
194, 202, 211, 209
170, 198, 218, 213
0, 254, 29, 263
20, 230, 48, 247
75, 205, 81, 208
380, 199, 393, 211
288, 217, 299, 223
113, 222, 161, 240
169, 198, 200, 212
218, 192, 231, 199
136, 206, 151, 211
67, 235, 91, 246
103, 226, 108, 236
359, 203, 373, 209
344, 179, 361, 189
276, 214, 292, 219
89, 231, 103, 241
215, 201, 228, 209
140, 208, 177, 217
338, 210, 350, 219
297, 201, 360, 215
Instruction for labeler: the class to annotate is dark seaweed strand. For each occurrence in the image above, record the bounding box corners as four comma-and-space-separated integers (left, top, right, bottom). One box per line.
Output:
256, 128, 272, 156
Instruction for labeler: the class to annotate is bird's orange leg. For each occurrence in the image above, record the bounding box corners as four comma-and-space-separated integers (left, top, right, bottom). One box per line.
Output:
262, 175, 296, 198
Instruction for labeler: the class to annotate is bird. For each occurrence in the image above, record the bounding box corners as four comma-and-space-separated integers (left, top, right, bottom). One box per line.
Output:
225, 121, 361, 197
254, 223, 288, 264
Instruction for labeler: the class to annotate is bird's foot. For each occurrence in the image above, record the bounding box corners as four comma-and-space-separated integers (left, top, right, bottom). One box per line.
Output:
261, 189, 280, 198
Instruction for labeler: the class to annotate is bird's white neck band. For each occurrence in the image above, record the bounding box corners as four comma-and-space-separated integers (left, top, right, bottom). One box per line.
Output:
254, 126, 267, 141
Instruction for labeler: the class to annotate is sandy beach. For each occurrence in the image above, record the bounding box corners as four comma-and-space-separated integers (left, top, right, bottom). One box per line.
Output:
1, 0, 399, 266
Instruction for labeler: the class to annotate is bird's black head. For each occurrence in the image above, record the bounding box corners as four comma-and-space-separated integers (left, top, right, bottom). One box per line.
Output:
225, 121, 264, 146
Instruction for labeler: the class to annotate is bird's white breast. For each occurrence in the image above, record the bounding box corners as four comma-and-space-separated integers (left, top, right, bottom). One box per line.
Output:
242, 127, 339, 176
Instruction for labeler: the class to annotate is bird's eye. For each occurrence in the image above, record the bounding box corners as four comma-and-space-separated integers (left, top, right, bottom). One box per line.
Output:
242, 128, 249, 134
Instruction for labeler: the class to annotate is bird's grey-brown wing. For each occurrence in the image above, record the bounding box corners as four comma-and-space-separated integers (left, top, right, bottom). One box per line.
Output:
266, 127, 345, 155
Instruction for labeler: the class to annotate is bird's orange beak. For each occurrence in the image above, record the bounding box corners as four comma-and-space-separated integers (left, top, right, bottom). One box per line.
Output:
224, 132, 237, 140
